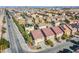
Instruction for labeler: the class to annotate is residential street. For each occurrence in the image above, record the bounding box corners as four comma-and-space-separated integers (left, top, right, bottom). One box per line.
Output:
39, 37, 79, 53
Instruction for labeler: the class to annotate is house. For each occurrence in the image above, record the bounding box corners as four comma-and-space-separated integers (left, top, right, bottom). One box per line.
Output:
38, 24, 46, 29
30, 30, 44, 46
34, 17, 40, 24
41, 28, 56, 44
15, 16, 25, 25
38, 17, 45, 24
18, 17, 25, 25
51, 26, 63, 41
25, 26, 34, 34
66, 24, 77, 35
55, 21, 61, 26
59, 24, 71, 36
46, 17, 52, 23
31, 13, 37, 18
70, 20, 79, 32
25, 16, 33, 25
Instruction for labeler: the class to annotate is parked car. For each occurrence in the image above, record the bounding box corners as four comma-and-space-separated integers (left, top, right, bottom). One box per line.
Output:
70, 40, 78, 44
70, 45, 79, 51
62, 49, 72, 53
58, 49, 72, 53
58, 51, 63, 53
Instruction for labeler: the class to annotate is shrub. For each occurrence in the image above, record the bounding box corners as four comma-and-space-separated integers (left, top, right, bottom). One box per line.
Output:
0, 38, 10, 52
45, 40, 53, 47
12, 16, 31, 43
61, 33, 69, 40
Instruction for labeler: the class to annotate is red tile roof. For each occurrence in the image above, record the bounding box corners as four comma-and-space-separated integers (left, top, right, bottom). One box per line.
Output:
31, 30, 44, 40
60, 24, 71, 32
41, 28, 54, 37
51, 26, 63, 35
66, 24, 73, 30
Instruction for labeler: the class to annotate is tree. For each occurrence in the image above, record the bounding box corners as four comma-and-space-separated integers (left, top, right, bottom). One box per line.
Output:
61, 34, 68, 39
2, 19, 6, 24
32, 17, 35, 23
34, 24, 39, 29
51, 21, 55, 26
75, 32, 79, 35
75, 15, 79, 19
27, 36, 33, 45
13, 17, 30, 42
45, 40, 53, 47
20, 24, 25, 31
64, 19, 70, 24
0, 38, 9, 52
2, 27, 6, 34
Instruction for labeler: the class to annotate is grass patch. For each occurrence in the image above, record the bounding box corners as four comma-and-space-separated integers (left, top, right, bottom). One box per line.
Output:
12, 16, 33, 44
0, 38, 9, 52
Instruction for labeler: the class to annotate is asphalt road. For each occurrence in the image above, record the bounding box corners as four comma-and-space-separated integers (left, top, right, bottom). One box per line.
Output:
6, 14, 23, 53
39, 41, 73, 53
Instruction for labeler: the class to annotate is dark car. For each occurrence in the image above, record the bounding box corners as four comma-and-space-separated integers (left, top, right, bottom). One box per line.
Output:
62, 49, 72, 53
58, 51, 63, 53
58, 49, 72, 53
70, 45, 79, 51
70, 40, 78, 44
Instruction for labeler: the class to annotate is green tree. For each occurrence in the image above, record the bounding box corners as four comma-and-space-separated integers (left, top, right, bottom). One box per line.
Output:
45, 40, 53, 47
3, 17, 6, 23
61, 33, 69, 40
0, 38, 9, 52
12, 16, 30, 43
64, 19, 70, 24
51, 21, 55, 26
2, 27, 6, 34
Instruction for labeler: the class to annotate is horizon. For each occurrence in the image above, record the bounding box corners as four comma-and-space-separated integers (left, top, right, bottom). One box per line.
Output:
0, 6, 79, 8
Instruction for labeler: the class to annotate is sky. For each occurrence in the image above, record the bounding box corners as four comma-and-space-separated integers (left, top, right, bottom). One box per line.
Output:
1, 6, 79, 8
0, 0, 79, 6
